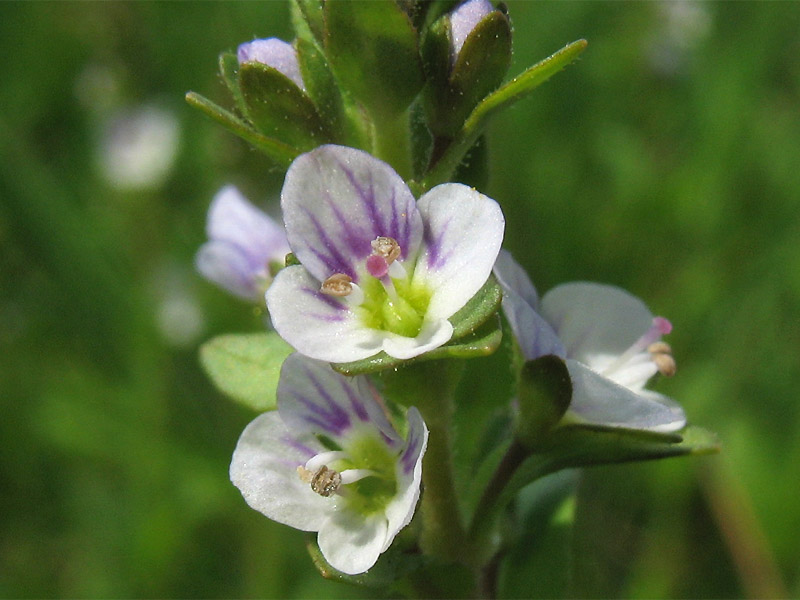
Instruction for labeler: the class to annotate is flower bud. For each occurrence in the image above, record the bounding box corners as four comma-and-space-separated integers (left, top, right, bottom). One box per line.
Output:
237, 38, 305, 90
449, 0, 495, 60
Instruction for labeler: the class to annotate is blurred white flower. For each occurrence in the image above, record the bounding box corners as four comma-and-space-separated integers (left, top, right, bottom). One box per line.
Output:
98, 104, 180, 190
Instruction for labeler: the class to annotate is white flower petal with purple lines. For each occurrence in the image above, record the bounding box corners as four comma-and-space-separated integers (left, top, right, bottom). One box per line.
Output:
267, 145, 505, 363
494, 254, 686, 432
196, 185, 289, 302
230, 354, 428, 575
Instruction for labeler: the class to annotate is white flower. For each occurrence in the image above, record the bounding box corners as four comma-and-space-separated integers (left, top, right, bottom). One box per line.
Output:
237, 38, 305, 90
230, 353, 428, 575
195, 185, 289, 302
494, 250, 686, 432
266, 145, 505, 363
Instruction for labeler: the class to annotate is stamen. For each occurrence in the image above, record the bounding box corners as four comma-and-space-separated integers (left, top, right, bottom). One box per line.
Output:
305, 450, 348, 472
321, 273, 353, 296
371, 237, 401, 264
297, 465, 342, 497
339, 469, 377, 484
648, 341, 676, 377
601, 317, 674, 377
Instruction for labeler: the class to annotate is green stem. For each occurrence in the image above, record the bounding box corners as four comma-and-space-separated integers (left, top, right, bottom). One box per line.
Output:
381, 360, 471, 564
467, 439, 530, 551
371, 108, 413, 181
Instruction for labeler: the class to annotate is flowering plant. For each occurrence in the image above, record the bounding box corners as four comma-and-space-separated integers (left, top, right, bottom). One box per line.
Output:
188, 1, 718, 595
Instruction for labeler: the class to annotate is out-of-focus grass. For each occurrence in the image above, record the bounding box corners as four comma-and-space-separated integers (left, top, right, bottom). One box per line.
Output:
0, 2, 798, 598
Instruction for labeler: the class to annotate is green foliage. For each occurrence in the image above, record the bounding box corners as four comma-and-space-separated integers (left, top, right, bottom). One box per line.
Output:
200, 333, 293, 412
324, 0, 424, 119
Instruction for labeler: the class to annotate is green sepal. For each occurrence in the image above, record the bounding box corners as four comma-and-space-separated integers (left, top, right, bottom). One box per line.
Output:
238, 61, 328, 150
199, 332, 293, 412
424, 10, 512, 139
284, 252, 300, 267
450, 273, 503, 339
324, 0, 424, 119
218, 52, 246, 113
515, 355, 572, 449
452, 134, 488, 190
507, 425, 719, 500
185, 92, 299, 167
306, 535, 424, 591
295, 38, 350, 144
291, 0, 324, 45
422, 39, 588, 190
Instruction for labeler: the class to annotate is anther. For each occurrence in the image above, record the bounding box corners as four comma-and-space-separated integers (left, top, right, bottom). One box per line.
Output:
297, 465, 342, 497
321, 273, 353, 296
371, 237, 401, 264
648, 341, 677, 377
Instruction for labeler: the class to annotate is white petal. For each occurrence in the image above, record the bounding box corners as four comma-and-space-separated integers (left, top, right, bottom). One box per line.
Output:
195, 240, 265, 301
380, 319, 454, 360
281, 145, 423, 283
207, 185, 288, 264
277, 353, 402, 445
230, 412, 332, 531
382, 407, 428, 552
497, 281, 565, 361
318, 511, 388, 575
266, 266, 385, 363
492, 249, 539, 310
412, 183, 504, 321
565, 360, 686, 433
540, 282, 655, 368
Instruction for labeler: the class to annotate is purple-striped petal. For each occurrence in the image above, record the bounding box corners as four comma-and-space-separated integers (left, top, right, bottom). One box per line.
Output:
229, 412, 331, 531
412, 183, 504, 320
266, 265, 386, 362
277, 353, 402, 444
281, 145, 423, 283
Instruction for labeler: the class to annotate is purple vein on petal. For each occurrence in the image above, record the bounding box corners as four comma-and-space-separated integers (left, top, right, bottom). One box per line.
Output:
280, 434, 318, 461
400, 424, 421, 475
323, 186, 371, 258
300, 286, 347, 312
423, 217, 452, 270
304, 364, 352, 432
340, 378, 369, 422
301, 207, 356, 278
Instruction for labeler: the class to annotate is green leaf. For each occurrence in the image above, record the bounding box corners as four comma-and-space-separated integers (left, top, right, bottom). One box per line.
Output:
425, 10, 512, 138
515, 355, 572, 448
184, 92, 300, 167
238, 62, 328, 150
218, 52, 245, 114
199, 332, 293, 412
295, 38, 349, 143
506, 425, 719, 502
421, 39, 588, 190
324, 0, 424, 119
291, 0, 324, 44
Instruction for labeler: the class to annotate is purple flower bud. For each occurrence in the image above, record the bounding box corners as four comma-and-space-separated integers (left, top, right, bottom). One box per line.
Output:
236, 38, 305, 90
449, 0, 495, 58
195, 185, 289, 302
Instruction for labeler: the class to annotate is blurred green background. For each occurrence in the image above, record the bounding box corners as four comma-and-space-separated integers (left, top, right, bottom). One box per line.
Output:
1, 2, 798, 598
